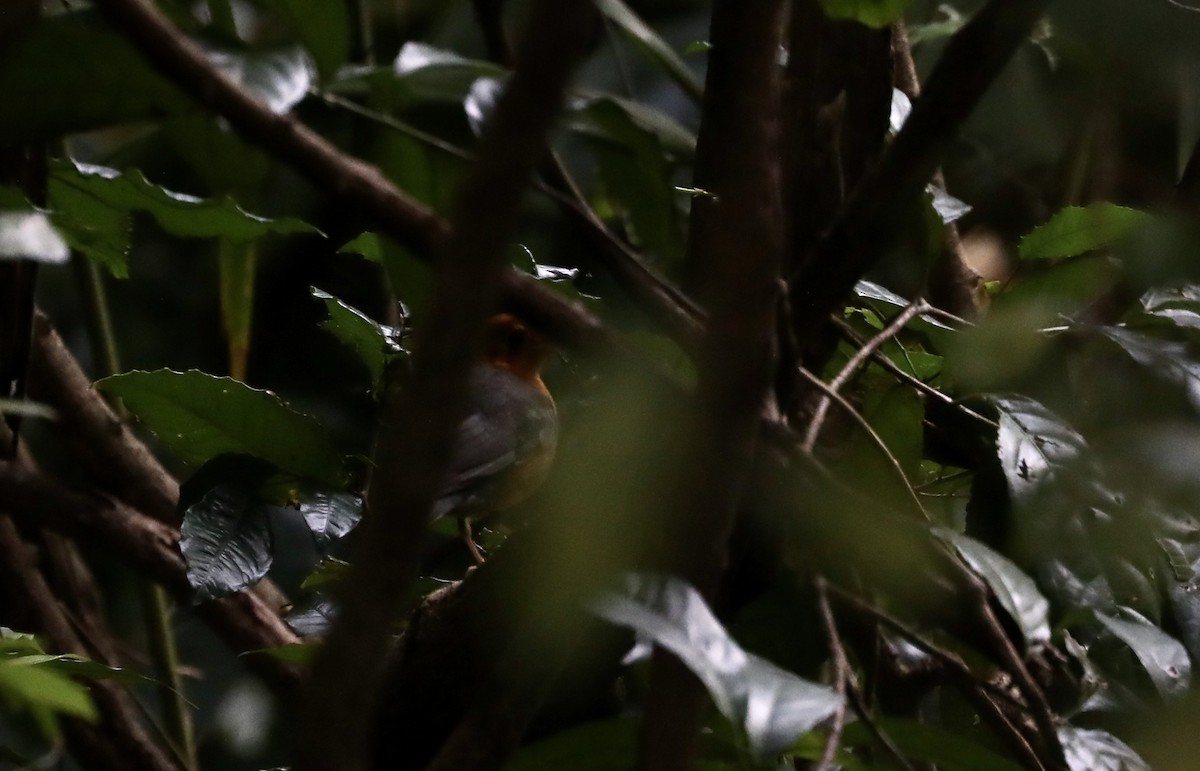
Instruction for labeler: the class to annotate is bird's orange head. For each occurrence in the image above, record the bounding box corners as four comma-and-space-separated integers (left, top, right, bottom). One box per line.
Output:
481, 314, 554, 392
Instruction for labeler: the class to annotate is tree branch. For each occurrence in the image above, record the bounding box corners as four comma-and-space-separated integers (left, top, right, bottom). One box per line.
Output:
639, 1, 786, 768
91, 0, 617, 362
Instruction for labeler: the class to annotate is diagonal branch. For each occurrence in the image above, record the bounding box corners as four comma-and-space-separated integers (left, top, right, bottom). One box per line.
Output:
90, 0, 620, 361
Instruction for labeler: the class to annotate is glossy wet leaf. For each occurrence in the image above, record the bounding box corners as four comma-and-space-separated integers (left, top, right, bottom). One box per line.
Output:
991, 394, 1087, 504
299, 491, 363, 549
938, 530, 1051, 645
1058, 725, 1149, 771
1135, 285, 1200, 332
1018, 203, 1149, 261
287, 598, 337, 638
1096, 607, 1191, 699
181, 484, 273, 601
49, 159, 317, 278
1099, 326, 1200, 412
590, 573, 841, 758
97, 369, 347, 486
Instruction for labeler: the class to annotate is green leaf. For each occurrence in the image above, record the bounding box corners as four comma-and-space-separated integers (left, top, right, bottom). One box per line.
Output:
339, 233, 432, 317
180, 484, 274, 601
248, 642, 318, 665
838, 718, 1025, 771
48, 159, 318, 278
257, 0, 349, 82
1018, 203, 1149, 261
96, 369, 347, 486
312, 287, 405, 388
1058, 725, 1149, 771
503, 718, 638, 771
1099, 325, 1200, 412
817, 0, 913, 29
0, 657, 99, 724
938, 530, 1051, 646
590, 573, 841, 758
0, 211, 69, 264
1096, 607, 1191, 699
576, 99, 685, 267
0, 10, 189, 142
569, 94, 696, 161
594, 0, 704, 103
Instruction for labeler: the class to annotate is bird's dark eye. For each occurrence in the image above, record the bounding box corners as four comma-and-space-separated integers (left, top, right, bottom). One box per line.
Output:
504, 326, 527, 355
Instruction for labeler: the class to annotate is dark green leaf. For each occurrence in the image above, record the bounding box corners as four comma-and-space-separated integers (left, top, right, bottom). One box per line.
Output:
97, 369, 347, 486
838, 718, 1025, 771
991, 394, 1087, 504
181, 484, 274, 601
502, 718, 637, 771
590, 573, 841, 757
257, 0, 349, 82
300, 556, 351, 591
1019, 203, 1149, 261
817, 0, 912, 29
576, 99, 685, 267
569, 94, 696, 161
938, 530, 1051, 646
49, 159, 317, 278
1058, 725, 1149, 771
299, 491, 362, 549
313, 287, 405, 388
0, 211, 69, 264
594, 0, 704, 102
1136, 285, 1200, 332
248, 642, 318, 665
339, 233, 432, 317
1096, 607, 1191, 699
0, 10, 189, 142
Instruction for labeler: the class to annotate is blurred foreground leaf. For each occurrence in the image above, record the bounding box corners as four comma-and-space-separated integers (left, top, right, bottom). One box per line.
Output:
590, 573, 841, 757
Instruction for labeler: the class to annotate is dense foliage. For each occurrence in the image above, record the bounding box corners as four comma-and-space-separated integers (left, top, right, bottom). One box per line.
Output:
4, 1, 1200, 770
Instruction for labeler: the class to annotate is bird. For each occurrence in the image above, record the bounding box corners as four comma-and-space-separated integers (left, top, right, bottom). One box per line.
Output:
430, 313, 558, 562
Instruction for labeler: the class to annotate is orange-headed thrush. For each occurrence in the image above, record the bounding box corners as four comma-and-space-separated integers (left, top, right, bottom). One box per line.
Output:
430, 314, 557, 559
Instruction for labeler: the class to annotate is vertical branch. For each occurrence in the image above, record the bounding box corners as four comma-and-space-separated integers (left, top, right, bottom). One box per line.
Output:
638, 1, 786, 768
297, 3, 598, 770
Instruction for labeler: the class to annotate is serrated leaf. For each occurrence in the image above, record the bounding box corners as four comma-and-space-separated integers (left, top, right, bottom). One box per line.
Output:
1096, 607, 1191, 699
299, 491, 362, 549
590, 573, 841, 758
312, 287, 404, 388
181, 484, 273, 601
594, 0, 704, 102
817, 0, 912, 29
938, 530, 1051, 645
49, 159, 318, 278
1018, 203, 1149, 261
0, 211, 69, 264
96, 369, 347, 486
1058, 726, 1149, 771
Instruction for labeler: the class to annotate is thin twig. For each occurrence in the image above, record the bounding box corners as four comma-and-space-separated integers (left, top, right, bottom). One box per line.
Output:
796, 368, 926, 520
803, 300, 927, 451
842, 670, 918, 771
831, 317, 998, 429
814, 578, 848, 771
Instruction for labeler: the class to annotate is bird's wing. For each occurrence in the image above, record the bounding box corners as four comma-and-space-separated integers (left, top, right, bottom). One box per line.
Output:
431, 368, 556, 519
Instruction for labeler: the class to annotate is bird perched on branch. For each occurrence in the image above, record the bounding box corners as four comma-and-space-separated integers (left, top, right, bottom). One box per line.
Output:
431, 314, 558, 562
